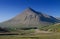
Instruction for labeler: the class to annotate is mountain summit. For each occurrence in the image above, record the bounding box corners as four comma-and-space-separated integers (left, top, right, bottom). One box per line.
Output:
1, 7, 59, 27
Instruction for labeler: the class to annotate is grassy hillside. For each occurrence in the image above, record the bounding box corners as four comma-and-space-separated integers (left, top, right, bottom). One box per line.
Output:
48, 23, 60, 32
39, 23, 60, 32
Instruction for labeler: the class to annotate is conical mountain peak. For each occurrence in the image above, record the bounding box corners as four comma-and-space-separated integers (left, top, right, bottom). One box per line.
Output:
24, 7, 36, 13
1, 7, 59, 27
22, 7, 40, 15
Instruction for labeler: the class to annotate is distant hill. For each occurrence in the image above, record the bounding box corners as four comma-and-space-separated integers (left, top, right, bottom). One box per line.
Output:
48, 23, 60, 32
0, 7, 59, 28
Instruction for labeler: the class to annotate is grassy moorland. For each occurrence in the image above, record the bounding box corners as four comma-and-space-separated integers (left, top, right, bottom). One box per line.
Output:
0, 33, 60, 39
0, 23, 60, 39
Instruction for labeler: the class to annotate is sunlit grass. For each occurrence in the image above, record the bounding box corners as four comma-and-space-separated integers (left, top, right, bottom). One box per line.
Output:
0, 33, 60, 39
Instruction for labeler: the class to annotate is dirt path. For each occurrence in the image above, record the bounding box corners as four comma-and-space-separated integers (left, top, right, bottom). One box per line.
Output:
35, 29, 52, 33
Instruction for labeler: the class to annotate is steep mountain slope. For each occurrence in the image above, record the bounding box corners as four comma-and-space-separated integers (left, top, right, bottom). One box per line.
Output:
0, 7, 59, 27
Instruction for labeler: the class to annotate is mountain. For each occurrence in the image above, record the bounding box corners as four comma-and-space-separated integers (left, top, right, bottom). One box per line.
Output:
0, 7, 59, 28
56, 17, 60, 20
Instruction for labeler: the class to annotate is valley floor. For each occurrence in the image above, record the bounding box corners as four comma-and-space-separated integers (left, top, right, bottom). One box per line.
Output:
0, 33, 60, 39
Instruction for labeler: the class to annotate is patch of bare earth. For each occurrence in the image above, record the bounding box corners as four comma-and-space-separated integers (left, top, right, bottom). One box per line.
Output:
34, 29, 52, 34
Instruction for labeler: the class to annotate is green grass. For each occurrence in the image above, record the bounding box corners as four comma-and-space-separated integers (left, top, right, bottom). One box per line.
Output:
0, 33, 60, 39
38, 23, 60, 32
0, 23, 60, 39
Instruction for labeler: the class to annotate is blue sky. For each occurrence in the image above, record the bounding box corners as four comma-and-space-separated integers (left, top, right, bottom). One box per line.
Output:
0, 0, 60, 22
